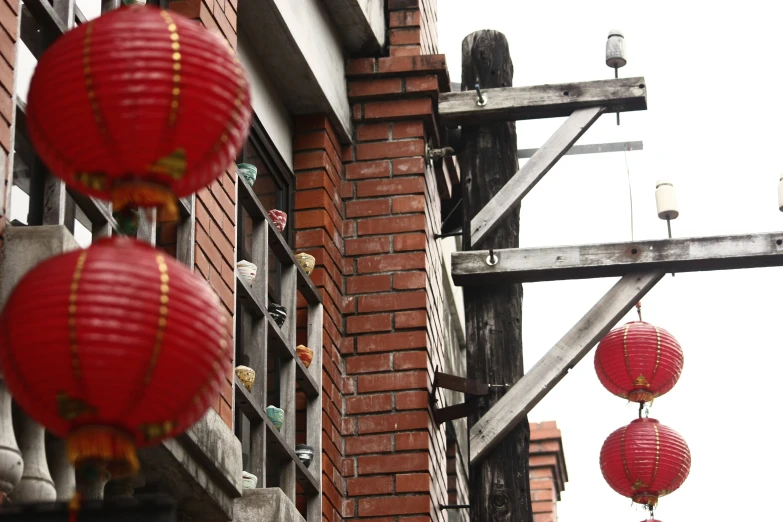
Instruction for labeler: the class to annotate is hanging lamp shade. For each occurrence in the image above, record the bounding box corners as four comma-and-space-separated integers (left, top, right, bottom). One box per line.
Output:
26, 5, 251, 220
600, 418, 691, 506
594, 321, 684, 403
0, 237, 231, 475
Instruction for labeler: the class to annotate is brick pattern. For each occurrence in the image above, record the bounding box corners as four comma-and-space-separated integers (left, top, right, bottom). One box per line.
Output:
341, 44, 452, 518
445, 439, 468, 522
0, 0, 17, 263
293, 115, 348, 522
170, 1, 239, 429
195, 171, 237, 427
388, 0, 438, 56
169, 0, 237, 49
529, 422, 568, 522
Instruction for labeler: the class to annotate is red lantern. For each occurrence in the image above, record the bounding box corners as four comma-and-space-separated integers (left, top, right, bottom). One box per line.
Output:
594, 321, 684, 403
0, 237, 231, 475
26, 5, 251, 220
600, 418, 691, 506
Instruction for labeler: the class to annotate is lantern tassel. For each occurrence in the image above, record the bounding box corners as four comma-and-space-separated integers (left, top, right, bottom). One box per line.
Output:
66, 426, 140, 478
111, 182, 180, 223
68, 492, 82, 522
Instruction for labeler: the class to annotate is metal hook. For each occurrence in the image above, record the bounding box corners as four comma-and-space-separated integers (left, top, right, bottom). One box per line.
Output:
486, 248, 498, 266
474, 83, 487, 106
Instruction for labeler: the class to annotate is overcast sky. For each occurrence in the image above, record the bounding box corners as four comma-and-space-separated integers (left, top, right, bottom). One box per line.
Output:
440, 2, 783, 521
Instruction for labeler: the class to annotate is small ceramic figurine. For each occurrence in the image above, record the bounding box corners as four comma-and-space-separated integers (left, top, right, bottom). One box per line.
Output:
268, 303, 287, 328
266, 406, 284, 431
295, 253, 315, 275
237, 260, 257, 284
296, 345, 313, 369
267, 209, 287, 234
295, 444, 314, 468
235, 366, 255, 392
242, 471, 258, 489
237, 163, 258, 185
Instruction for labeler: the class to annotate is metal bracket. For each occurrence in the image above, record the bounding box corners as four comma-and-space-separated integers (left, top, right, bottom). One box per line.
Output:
433, 371, 489, 396
425, 141, 455, 165
434, 401, 475, 425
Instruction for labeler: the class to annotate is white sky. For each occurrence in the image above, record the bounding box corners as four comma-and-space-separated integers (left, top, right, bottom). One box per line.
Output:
440, 2, 783, 521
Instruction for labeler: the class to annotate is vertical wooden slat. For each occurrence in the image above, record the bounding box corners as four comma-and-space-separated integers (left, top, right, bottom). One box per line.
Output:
136, 209, 156, 245
250, 218, 269, 484
306, 302, 323, 522
278, 262, 297, 501
41, 175, 66, 226
248, 316, 267, 486
177, 195, 195, 268
251, 220, 269, 308
92, 202, 112, 240
51, 0, 75, 29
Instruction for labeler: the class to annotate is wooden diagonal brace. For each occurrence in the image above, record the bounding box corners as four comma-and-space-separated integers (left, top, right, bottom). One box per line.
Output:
469, 107, 605, 247
469, 271, 664, 465
452, 232, 783, 285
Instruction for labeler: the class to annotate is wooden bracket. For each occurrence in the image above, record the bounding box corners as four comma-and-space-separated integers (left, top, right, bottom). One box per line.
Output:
452, 232, 783, 285
468, 106, 605, 247
469, 270, 664, 465
438, 77, 647, 127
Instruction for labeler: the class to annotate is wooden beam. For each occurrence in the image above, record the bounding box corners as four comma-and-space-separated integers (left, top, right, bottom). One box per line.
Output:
470, 271, 664, 465
469, 107, 605, 248
439, 77, 646, 127
517, 140, 643, 159
452, 232, 783, 285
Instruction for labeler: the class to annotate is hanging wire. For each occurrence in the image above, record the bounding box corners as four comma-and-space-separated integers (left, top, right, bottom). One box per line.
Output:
623, 143, 634, 241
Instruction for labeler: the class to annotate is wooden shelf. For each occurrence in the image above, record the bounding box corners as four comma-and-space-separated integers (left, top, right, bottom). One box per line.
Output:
234, 381, 319, 494
237, 175, 321, 306
236, 275, 319, 398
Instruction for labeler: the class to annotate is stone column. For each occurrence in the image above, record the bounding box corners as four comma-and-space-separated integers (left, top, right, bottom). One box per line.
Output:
45, 435, 76, 501
0, 379, 23, 503
75, 462, 111, 501
10, 405, 56, 503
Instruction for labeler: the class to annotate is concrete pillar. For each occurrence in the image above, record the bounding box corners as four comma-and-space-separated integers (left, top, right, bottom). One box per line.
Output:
10, 405, 56, 503
76, 462, 111, 501
46, 435, 76, 501
0, 378, 23, 503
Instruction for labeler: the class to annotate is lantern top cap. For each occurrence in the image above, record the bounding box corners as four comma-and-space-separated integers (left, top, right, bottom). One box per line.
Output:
630, 417, 660, 425
608, 29, 624, 38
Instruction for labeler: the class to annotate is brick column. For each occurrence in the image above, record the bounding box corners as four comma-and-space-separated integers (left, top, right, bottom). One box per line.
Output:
340, 53, 450, 521
170, 0, 239, 429
388, 0, 438, 56
293, 115, 350, 522
529, 422, 569, 522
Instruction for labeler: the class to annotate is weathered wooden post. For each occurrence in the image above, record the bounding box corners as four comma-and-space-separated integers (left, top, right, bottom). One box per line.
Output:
459, 30, 532, 522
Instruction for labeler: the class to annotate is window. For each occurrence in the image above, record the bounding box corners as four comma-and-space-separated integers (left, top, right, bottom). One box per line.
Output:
10, 1, 121, 245
232, 118, 322, 521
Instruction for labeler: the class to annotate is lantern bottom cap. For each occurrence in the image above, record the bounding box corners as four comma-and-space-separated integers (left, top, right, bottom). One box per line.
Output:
628, 389, 655, 403
66, 426, 140, 477
631, 492, 658, 506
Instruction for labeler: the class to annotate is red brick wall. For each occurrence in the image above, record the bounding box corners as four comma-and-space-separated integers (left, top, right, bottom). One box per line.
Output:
172, 0, 239, 429
339, 48, 451, 519
388, 0, 438, 56
0, 0, 18, 262
292, 115, 350, 522
529, 422, 568, 522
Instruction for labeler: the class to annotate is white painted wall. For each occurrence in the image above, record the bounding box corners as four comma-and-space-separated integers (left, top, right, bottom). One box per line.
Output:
273, 0, 351, 137
237, 31, 294, 169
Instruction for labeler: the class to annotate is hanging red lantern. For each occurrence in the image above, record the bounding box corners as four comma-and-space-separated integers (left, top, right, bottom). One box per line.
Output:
594, 321, 684, 403
600, 418, 691, 506
26, 5, 251, 220
0, 237, 231, 475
